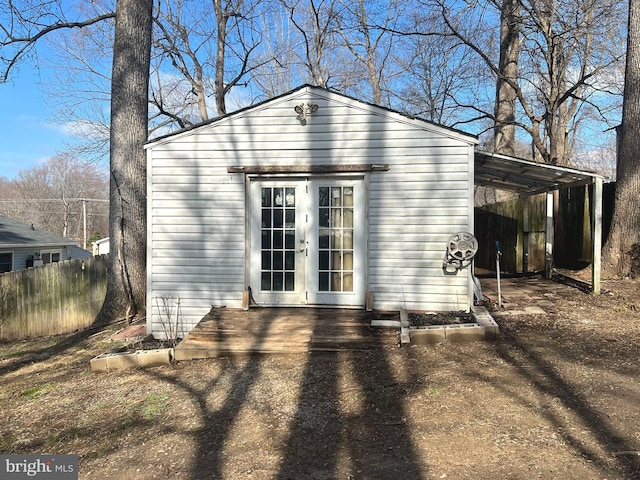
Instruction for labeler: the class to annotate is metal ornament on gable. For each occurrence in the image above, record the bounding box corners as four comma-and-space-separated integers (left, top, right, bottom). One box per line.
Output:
294, 103, 319, 122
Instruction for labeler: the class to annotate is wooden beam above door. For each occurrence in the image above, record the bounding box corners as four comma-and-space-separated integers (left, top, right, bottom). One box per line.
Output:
227, 164, 389, 174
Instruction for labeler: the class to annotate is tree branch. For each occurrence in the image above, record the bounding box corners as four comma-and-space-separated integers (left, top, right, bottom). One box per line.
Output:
1, 12, 116, 82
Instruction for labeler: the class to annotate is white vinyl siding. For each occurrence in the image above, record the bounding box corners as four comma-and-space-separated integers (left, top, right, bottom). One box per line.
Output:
147, 155, 246, 336
146, 87, 476, 337
368, 149, 473, 311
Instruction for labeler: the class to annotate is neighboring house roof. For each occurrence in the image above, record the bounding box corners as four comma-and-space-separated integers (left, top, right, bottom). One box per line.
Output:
145, 84, 479, 148
0, 215, 82, 249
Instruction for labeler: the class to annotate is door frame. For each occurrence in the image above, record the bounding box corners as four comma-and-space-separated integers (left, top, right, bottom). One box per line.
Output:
248, 178, 308, 305
246, 174, 368, 308
306, 177, 366, 306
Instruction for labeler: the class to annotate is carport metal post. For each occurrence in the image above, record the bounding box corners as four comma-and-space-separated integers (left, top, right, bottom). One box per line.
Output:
545, 192, 554, 278
523, 198, 529, 273
592, 177, 603, 294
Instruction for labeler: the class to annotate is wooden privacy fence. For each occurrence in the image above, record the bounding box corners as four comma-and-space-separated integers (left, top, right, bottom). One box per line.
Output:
0, 255, 108, 341
475, 183, 615, 274
474, 194, 547, 273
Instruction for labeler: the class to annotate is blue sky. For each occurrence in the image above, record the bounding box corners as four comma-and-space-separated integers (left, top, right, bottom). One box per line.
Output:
0, 63, 70, 180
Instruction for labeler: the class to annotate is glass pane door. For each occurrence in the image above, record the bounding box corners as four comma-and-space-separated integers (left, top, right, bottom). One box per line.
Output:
260, 186, 297, 292
250, 180, 307, 305
318, 186, 354, 292
250, 177, 364, 307
308, 178, 365, 306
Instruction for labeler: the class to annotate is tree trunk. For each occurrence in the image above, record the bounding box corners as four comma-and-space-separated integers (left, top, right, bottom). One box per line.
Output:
602, 0, 640, 277
213, 0, 228, 116
494, 0, 520, 156
96, 0, 152, 323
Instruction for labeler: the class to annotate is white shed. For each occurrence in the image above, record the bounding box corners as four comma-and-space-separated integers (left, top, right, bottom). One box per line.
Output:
92, 237, 110, 256
145, 85, 478, 338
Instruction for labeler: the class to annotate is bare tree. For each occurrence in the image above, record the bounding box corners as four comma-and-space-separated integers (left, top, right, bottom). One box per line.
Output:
212, 0, 239, 115
150, 0, 265, 128
0, 2, 115, 82
426, 0, 624, 165
0, 155, 109, 242
153, 0, 212, 125
602, 0, 640, 277
494, 0, 520, 156
22, 0, 265, 154
249, 11, 299, 98
335, 0, 401, 105
282, 0, 346, 88
397, 10, 488, 126
38, 4, 114, 163
1, 0, 152, 322
99, 0, 152, 321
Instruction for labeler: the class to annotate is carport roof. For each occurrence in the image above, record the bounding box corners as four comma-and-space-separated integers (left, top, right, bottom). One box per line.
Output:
475, 151, 606, 196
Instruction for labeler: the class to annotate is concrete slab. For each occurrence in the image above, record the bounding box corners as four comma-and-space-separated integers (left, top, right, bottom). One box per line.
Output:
524, 306, 546, 315
91, 348, 173, 373
410, 327, 446, 345
479, 276, 583, 316
493, 310, 524, 316
400, 309, 411, 345
444, 324, 485, 342
110, 324, 147, 342
371, 320, 401, 328
537, 300, 556, 309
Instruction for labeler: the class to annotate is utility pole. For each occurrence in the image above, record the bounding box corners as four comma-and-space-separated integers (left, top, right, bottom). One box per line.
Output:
82, 199, 88, 249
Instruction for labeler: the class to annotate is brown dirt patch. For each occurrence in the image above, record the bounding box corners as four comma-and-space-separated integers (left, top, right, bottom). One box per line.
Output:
1, 277, 640, 479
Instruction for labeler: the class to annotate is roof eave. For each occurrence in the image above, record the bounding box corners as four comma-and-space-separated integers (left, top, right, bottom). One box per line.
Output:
474, 150, 606, 196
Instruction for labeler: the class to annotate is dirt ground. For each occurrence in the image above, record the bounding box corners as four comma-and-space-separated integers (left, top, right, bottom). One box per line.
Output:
1, 276, 640, 480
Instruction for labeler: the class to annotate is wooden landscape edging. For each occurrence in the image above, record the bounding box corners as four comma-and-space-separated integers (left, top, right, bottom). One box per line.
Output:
0, 255, 108, 341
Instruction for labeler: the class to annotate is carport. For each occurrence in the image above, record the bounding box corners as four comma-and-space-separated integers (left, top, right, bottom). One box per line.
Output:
474, 151, 606, 294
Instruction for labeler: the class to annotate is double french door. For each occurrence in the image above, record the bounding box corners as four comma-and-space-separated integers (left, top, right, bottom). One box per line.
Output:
249, 177, 365, 306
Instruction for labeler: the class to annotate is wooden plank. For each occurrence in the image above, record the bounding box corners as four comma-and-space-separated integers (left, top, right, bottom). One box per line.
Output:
227, 164, 389, 174
173, 307, 401, 359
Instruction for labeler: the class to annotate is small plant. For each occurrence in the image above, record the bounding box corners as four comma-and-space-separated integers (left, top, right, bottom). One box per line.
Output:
19, 386, 43, 398
18, 383, 57, 399
141, 393, 170, 420
426, 386, 444, 397
154, 295, 184, 347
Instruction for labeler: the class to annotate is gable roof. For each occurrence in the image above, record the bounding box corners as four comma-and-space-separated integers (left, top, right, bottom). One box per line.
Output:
0, 215, 81, 249
143, 84, 605, 197
145, 84, 478, 148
